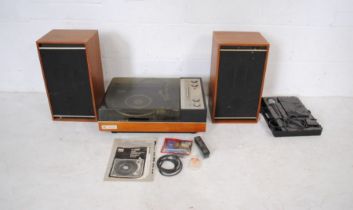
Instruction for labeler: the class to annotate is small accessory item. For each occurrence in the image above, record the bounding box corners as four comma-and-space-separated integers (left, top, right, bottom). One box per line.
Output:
161, 138, 193, 155
194, 136, 210, 158
189, 156, 202, 169
157, 155, 183, 176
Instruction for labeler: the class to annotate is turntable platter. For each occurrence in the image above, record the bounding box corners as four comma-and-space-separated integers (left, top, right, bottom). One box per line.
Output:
105, 78, 179, 109
125, 95, 152, 109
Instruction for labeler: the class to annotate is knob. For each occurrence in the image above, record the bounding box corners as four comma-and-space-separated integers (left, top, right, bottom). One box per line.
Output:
193, 102, 201, 107
192, 98, 200, 102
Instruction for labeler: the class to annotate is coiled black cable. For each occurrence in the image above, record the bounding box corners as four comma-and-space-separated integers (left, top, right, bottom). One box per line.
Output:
157, 155, 183, 176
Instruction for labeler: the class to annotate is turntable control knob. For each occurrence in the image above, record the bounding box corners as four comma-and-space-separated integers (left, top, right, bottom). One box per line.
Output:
181, 78, 204, 110
193, 102, 201, 107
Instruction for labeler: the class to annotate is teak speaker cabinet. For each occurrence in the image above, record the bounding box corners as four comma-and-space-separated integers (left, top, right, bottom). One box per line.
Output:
36, 29, 104, 122
209, 31, 270, 123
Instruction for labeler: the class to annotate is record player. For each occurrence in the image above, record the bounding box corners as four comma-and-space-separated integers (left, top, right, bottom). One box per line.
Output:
98, 77, 207, 133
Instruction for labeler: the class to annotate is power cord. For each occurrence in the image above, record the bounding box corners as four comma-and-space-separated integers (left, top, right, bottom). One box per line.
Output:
157, 155, 183, 177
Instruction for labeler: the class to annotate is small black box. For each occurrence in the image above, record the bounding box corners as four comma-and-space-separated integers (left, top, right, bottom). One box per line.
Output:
261, 96, 323, 137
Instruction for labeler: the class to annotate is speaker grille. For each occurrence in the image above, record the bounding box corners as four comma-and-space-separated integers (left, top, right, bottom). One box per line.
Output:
215, 47, 267, 119
40, 46, 94, 117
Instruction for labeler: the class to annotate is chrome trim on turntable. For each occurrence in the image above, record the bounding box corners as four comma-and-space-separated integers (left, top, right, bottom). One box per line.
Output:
180, 78, 205, 110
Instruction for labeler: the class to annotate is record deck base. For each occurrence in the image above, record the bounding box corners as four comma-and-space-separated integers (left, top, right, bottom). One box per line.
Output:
98, 121, 206, 133
98, 77, 207, 133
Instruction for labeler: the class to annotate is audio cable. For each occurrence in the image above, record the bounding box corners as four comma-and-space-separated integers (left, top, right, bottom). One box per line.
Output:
156, 155, 183, 177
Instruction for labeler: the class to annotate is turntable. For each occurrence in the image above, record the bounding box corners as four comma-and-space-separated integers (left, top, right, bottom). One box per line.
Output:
98, 77, 207, 133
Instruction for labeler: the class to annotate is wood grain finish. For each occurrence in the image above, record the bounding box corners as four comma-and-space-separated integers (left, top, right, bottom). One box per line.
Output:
212, 31, 269, 46
85, 31, 105, 120
209, 31, 270, 123
98, 121, 206, 133
36, 30, 98, 44
36, 29, 104, 122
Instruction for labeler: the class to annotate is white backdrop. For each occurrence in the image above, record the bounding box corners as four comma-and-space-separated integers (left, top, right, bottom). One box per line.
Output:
1, 0, 353, 96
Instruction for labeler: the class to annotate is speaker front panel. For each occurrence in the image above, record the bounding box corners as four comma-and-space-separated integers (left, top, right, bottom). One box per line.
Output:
215, 46, 267, 119
39, 45, 94, 118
